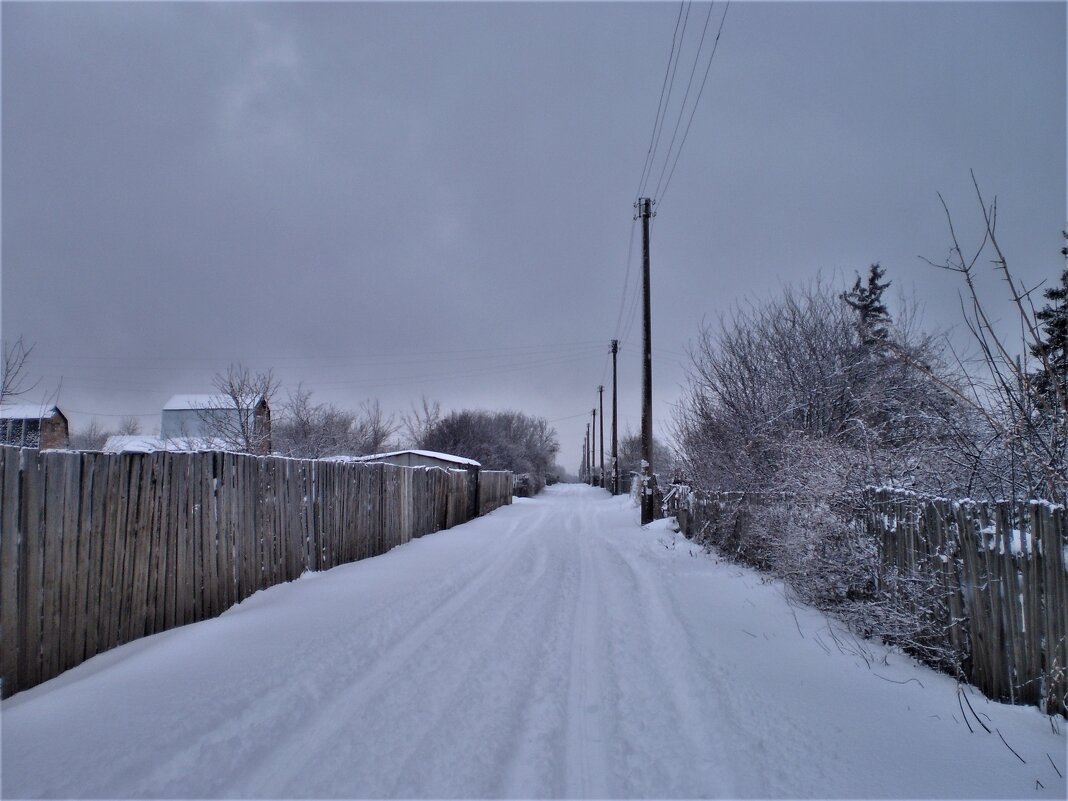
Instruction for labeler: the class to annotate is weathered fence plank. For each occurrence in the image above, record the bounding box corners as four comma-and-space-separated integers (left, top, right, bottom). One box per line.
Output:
1, 448, 19, 694
41, 452, 66, 680
0, 445, 510, 698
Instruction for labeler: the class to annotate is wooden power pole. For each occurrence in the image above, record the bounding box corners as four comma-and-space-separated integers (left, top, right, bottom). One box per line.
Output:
584, 425, 590, 483
590, 407, 597, 486
598, 385, 605, 490
611, 339, 619, 495
638, 197, 656, 524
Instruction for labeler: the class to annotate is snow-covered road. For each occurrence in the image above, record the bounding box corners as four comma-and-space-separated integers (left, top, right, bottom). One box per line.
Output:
2, 484, 1065, 798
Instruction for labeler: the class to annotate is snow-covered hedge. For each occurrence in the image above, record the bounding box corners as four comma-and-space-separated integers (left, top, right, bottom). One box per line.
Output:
665, 484, 1067, 716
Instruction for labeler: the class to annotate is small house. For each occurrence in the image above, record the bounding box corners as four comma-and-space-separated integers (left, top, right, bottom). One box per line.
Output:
160, 394, 271, 454
0, 404, 69, 449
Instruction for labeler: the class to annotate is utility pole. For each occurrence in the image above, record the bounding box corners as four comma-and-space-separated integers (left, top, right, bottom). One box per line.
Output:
611, 339, 619, 495
590, 407, 597, 486
585, 424, 590, 483
637, 197, 656, 524
598, 385, 605, 490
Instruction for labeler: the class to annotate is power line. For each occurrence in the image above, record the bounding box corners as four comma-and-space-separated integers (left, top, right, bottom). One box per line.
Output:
650, 1, 717, 201
548, 411, 592, 423
620, 253, 645, 346
657, 1, 732, 207
612, 218, 639, 341
638, 1, 693, 200
635, 1, 687, 200
29, 340, 606, 367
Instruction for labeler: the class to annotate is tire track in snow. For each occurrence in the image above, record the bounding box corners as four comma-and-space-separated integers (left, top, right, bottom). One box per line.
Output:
561, 490, 611, 798
208, 504, 560, 797
582, 514, 738, 797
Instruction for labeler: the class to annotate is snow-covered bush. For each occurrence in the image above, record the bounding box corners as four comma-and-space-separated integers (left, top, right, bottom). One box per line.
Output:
671, 271, 970, 675
672, 485, 963, 678
673, 272, 970, 500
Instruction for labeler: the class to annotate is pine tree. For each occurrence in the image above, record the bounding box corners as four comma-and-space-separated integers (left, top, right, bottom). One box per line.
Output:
842, 263, 892, 347
1029, 265, 1067, 403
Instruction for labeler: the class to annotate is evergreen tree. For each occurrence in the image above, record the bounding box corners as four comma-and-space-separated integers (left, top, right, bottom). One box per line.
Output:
1029, 266, 1068, 403
842, 263, 891, 347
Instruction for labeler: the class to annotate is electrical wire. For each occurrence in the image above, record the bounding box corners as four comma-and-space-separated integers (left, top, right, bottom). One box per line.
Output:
548, 410, 592, 423
650, 1, 717, 201
29, 340, 606, 368
612, 218, 639, 342
620, 257, 645, 347
656, 1, 731, 208
635, 1, 687, 201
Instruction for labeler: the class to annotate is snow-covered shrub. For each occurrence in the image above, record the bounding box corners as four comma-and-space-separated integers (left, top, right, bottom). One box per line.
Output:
670, 272, 972, 678
672, 273, 969, 499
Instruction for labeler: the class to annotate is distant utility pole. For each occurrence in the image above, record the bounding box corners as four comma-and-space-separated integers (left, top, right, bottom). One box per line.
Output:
585, 422, 593, 487
611, 339, 619, 495
584, 424, 590, 483
598, 385, 605, 490
590, 407, 597, 486
637, 197, 656, 524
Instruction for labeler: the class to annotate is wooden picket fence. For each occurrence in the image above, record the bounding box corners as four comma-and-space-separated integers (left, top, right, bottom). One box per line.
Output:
478, 470, 514, 516
866, 490, 1067, 714
0, 446, 512, 698
666, 485, 1068, 715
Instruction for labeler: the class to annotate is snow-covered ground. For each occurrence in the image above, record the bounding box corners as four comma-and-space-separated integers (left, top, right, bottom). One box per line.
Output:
2, 484, 1064, 798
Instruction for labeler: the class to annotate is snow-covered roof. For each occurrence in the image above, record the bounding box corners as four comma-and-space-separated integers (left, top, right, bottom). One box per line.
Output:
103, 435, 163, 453
103, 435, 233, 453
0, 404, 63, 420
343, 449, 481, 468
162, 394, 237, 411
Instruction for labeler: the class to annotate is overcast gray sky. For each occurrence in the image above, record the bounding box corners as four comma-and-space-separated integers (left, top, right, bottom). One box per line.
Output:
2, 1, 1064, 472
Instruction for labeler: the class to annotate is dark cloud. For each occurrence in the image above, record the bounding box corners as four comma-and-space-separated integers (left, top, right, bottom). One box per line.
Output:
3, 2, 1064, 470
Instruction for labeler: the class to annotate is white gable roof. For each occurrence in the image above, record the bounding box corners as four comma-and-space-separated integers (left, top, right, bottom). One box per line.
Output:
346, 449, 481, 467
103, 434, 234, 453
0, 404, 62, 420
163, 394, 237, 411
162, 394, 267, 411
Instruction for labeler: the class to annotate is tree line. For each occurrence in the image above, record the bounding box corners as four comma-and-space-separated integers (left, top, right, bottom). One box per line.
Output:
3, 356, 562, 495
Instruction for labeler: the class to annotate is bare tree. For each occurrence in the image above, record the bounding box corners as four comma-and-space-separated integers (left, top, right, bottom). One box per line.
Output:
401, 396, 442, 448
274, 388, 400, 459
117, 415, 142, 436
919, 174, 1067, 501
196, 364, 278, 454
275, 385, 332, 458
0, 336, 39, 406
351, 398, 399, 455
275, 385, 359, 458
69, 419, 111, 450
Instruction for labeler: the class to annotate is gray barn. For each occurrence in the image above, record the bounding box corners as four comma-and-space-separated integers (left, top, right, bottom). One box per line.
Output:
160, 394, 271, 453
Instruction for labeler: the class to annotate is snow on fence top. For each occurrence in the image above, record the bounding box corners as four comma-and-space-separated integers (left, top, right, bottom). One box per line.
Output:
333, 449, 481, 468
